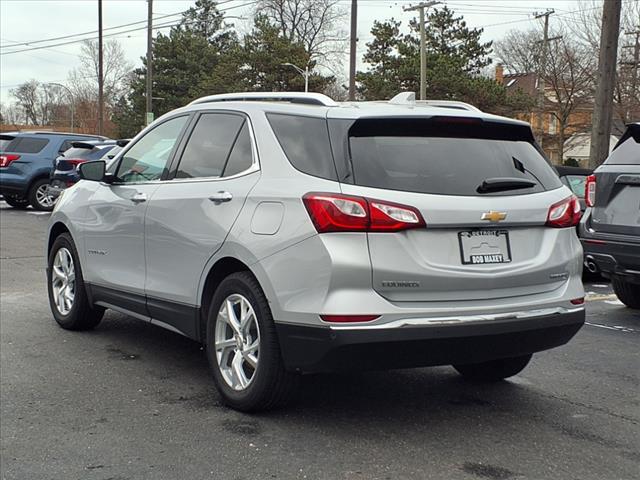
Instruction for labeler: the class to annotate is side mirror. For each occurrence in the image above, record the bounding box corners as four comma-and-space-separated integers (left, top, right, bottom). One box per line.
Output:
78, 160, 106, 182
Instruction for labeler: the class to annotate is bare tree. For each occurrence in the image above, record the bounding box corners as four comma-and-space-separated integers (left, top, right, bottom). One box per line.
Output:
10, 80, 66, 126
68, 39, 133, 108
562, 0, 640, 132
494, 29, 541, 73
544, 36, 596, 161
255, 0, 347, 69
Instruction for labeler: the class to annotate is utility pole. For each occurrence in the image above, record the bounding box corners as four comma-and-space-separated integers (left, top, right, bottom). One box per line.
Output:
622, 28, 640, 121
348, 0, 357, 101
146, 0, 154, 125
534, 9, 560, 145
589, 0, 622, 169
404, 1, 440, 100
98, 0, 104, 136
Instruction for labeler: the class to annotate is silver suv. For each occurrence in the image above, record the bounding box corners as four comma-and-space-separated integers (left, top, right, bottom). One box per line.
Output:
47, 92, 585, 411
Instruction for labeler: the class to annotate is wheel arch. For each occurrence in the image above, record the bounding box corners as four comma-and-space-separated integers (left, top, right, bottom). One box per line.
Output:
199, 257, 257, 341
48, 221, 71, 257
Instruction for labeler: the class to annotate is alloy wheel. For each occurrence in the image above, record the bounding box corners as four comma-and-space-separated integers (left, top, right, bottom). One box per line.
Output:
215, 294, 260, 391
36, 183, 56, 208
51, 247, 75, 315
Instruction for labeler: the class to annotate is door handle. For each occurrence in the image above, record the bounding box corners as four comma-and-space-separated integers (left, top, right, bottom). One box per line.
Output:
209, 191, 233, 203
131, 192, 148, 203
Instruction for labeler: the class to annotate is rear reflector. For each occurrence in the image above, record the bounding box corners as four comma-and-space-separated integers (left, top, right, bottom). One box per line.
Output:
303, 193, 426, 233
546, 195, 582, 228
0, 154, 20, 167
320, 315, 380, 323
585, 174, 596, 207
570, 298, 585, 305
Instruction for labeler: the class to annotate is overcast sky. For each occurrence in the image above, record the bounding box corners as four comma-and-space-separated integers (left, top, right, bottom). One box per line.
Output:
0, 0, 602, 104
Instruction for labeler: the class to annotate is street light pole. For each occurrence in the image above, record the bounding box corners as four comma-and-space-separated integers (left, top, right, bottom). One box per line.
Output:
282, 63, 310, 92
47, 82, 74, 133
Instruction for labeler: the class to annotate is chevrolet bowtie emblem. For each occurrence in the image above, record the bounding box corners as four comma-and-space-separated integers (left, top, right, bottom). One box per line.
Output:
481, 211, 507, 222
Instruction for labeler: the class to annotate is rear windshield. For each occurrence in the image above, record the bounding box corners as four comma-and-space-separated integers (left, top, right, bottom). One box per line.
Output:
63, 145, 114, 160
331, 118, 562, 196
605, 135, 639, 165
5, 137, 49, 154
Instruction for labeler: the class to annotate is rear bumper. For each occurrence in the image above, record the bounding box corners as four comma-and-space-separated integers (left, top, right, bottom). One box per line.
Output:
581, 238, 640, 284
275, 308, 585, 373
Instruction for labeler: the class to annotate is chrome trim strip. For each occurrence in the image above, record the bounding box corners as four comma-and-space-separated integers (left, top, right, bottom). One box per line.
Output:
328, 307, 585, 331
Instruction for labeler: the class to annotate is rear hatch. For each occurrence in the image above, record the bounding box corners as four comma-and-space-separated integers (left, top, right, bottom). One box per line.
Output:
329, 115, 577, 303
0, 136, 50, 174
588, 125, 640, 239
55, 142, 114, 171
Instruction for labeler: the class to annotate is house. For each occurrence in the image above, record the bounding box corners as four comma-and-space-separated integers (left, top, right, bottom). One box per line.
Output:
495, 64, 594, 164
564, 133, 619, 167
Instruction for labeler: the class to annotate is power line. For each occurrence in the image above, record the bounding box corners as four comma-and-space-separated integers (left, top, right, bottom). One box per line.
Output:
0, 0, 248, 53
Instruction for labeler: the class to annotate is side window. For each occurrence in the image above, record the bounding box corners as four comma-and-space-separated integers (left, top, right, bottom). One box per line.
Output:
175, 113, 245, 179
9, 137, 49, 154
116, 116, 188, 183
267, 113, 337, 180
222, 122, 253, 177
58, 140, 74, 154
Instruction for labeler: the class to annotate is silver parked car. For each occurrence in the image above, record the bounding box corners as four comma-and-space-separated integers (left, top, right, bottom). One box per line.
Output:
46, 92, 585, 411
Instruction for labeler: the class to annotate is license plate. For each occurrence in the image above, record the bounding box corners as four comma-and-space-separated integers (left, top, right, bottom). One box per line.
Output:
458, 230, 511, 265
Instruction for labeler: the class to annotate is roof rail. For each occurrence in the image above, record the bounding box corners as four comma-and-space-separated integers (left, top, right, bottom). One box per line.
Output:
416, 100, 482, 112
189, 92, 338, 107
387, 92, 482, 112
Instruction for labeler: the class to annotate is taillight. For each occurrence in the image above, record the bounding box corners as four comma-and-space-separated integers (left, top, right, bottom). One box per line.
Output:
302, 193, 426, 233
585, 174, 596, 207
546, 195, 582, 228
65, 159, 87, 168
0, 154, 20, 167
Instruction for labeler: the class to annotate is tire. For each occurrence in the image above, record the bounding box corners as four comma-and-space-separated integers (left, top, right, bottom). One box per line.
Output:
612, 277, 640, 309
47, 233, 105, 330
453, 354, 532, 382
206, 271, 299, 412
28, 178, 57, 211
3, 195, 30, 209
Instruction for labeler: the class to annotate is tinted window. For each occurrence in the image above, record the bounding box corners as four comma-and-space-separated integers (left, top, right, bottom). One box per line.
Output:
7, 137, 49, 154
0, 137, 15, 151
176, 113, 244, 179
223, 122, 253, 177
336, 118, 561, 196
117, 116, 188, 183
63, 146, 114, 160
605, 136, 639, 165
58, 140, 74, 153
267, 114, 337, 180
564, 175, 587, 198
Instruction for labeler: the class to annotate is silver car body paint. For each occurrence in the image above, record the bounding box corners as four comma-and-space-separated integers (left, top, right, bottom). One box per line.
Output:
49, 98, 584, 337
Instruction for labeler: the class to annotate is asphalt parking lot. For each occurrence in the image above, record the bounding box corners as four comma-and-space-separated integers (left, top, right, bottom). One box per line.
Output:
1, 201, 638, 480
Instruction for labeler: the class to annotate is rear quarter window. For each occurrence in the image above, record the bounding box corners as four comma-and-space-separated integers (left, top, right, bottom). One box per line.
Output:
6, 137, 49, 154
267, 113, 337, 180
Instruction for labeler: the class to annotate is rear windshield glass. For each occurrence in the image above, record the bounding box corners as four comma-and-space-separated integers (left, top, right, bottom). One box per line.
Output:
63, 146, 114, 160
0, 137, 14, 151
564, 175, 587, 198
605, 135, 639, 165
6, 137, 49, 154
334, 118, 562, 196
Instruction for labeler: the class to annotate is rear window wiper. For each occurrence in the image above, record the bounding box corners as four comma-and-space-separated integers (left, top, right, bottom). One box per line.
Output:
477, 177, 537, 194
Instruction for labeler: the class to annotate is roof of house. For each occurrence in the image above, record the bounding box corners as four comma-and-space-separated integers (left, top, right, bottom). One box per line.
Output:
501, 73, 537, 96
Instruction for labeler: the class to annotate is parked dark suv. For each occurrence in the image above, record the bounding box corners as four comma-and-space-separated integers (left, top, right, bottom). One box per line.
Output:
580, 123, 640, 308
0, 132, 106, 210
